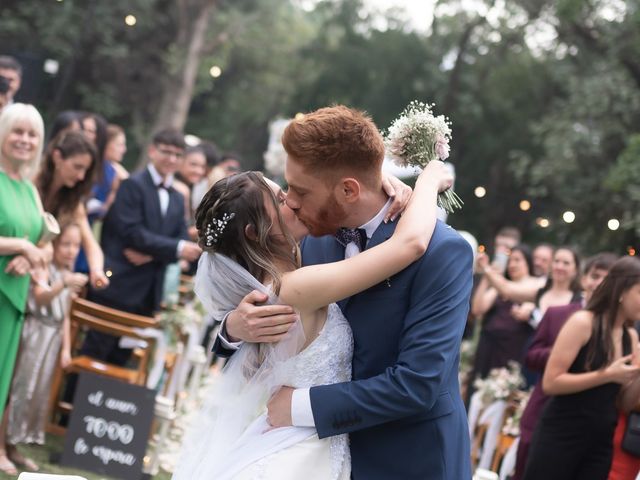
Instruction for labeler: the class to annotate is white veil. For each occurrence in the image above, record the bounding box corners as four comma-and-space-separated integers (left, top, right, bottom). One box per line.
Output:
172, 252, 306, 479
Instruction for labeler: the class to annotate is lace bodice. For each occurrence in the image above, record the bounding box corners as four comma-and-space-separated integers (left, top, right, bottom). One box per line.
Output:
281, 303, 354, 388
274, 303, 353, 480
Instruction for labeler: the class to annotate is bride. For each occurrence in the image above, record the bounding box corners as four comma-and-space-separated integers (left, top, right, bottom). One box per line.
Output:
172, 161, 451, 480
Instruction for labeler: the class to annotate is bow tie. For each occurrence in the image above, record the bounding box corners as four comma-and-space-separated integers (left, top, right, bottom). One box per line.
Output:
156, 182, 169, 190
335, 227, 367, 251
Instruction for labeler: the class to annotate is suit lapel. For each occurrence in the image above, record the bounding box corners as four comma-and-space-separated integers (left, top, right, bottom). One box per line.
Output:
366, 218, 396, 250
339, 219, 397, 312
164, 189, 182, 234
142, 169, 163, 228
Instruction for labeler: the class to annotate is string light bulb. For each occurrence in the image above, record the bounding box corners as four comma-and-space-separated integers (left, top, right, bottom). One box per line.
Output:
562, 211, 575, 223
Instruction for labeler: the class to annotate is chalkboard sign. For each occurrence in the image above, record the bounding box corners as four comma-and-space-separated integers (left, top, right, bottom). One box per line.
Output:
61, 373, 156, 480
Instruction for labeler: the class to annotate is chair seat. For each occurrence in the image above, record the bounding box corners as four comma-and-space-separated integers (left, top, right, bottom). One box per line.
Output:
67, 356, 139, 384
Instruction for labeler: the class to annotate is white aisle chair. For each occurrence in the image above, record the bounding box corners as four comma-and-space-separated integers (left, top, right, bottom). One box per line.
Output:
477, 399, 508, 470
468, 390, 484, 440
499, 436, 520, 480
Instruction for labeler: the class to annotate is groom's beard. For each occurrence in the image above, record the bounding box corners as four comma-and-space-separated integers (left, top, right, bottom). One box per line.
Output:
304, 193, 347, 237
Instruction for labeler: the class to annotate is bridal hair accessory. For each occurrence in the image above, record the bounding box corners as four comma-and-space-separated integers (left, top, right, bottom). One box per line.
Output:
384, 100, 463, 214
205, 212, 236, 247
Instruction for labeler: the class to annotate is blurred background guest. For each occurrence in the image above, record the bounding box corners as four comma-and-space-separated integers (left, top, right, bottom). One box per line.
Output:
0, 56, 22, 104
514, 252, 618, 480
479, 246, 581, 386
174, 144, 207, 229
46, 111, 82, 146
104, 123, 128, 181
479, 246, 581, 323
206, 150, 241, 188
85, 123, 129, 223
1, 222, 87, 474
81, 128, 200, 366
0, 76, 10, 111
532, 243, 554, 278
191, 140, 221, 209
523, 256, 640, 480
34, 131, 109, 290
0, 103, 47, 474
467, 245, 535, 402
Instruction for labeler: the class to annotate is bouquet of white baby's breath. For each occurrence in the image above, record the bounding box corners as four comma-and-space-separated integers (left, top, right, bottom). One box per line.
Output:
385, 100, 463, 213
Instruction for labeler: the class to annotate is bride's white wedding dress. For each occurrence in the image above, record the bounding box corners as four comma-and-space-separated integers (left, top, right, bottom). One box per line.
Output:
173, 253, 353, 480
229, 303, 353, 480
173, 302, 353, 480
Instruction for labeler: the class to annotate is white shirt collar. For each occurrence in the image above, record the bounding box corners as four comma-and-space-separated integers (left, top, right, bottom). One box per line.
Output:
359, 198, 393, 239
147, 164, 174, 188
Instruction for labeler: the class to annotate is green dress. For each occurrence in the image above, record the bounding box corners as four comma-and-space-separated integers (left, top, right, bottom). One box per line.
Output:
0, 171, 42, 416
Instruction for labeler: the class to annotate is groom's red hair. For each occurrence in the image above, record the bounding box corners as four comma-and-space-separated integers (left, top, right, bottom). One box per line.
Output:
282, 105, 384, 187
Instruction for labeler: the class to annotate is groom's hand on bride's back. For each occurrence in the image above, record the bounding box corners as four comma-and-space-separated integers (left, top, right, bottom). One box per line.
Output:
226, 290, 298, 343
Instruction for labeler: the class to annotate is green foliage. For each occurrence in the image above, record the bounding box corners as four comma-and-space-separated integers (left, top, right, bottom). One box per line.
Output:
0, 0, 637, 252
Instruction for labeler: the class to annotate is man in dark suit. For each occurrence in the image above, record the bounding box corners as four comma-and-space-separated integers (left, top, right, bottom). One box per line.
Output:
215, 106, 473, 479
82, 128, 201, 366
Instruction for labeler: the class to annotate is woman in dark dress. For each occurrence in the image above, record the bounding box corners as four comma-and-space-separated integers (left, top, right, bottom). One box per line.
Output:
470, 245, 535, 385
524, 257, 640, 480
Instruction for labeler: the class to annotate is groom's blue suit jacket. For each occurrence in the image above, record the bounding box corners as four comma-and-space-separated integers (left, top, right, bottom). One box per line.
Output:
302, 219, 473, 480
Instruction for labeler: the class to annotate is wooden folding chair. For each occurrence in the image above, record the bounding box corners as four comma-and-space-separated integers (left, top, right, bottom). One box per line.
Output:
46, 298, 158, 435
491, 433, 517, 473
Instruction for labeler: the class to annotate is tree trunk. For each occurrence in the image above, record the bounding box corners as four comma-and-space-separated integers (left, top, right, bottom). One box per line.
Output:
139, 0, 217, 167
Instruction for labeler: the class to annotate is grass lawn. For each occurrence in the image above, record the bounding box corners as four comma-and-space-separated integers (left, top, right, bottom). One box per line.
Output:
0, 434, 171, 480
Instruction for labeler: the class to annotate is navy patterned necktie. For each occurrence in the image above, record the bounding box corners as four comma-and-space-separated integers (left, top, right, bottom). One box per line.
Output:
335, 227, 367, 251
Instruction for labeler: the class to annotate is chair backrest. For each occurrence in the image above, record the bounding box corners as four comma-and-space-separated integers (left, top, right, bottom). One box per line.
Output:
68, 298, 159, 382
498, 436, 520, 480
71, 298, 157, 329
477, 400, 508, 470
468, 390, 485, 439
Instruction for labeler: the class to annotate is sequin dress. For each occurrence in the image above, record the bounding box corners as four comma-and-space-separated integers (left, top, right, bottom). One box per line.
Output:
8, 263, 71, 445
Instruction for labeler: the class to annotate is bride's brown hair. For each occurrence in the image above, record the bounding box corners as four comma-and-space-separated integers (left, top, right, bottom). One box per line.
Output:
195, 171, 299, 294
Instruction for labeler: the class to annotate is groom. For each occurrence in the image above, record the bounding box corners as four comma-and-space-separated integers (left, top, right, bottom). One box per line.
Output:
216, 105, 473, 479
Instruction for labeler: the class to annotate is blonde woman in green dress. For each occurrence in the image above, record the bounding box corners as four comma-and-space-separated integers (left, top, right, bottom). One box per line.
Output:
0, 103, 48, 475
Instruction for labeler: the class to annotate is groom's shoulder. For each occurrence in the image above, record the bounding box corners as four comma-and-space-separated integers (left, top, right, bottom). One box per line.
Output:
300, 234, 335, 266
300, 234, 333, 252
424, 220, 473, 261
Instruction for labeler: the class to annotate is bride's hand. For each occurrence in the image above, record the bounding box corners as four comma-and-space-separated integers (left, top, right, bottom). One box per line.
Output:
420, 160, 453, 193
382, 173, 412, 222
266, 386, 294, 429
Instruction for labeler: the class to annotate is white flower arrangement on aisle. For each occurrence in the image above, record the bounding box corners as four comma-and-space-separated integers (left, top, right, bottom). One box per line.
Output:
502, 388, 532, 437
158, 300, 205, 346
473, 361, 525, 405
384, 100, 463, 213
